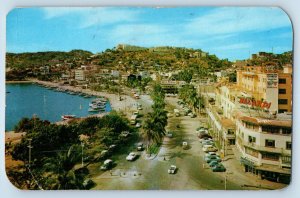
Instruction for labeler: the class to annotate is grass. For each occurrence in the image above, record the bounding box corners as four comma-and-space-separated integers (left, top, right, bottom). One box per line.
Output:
147, 143, 161, 155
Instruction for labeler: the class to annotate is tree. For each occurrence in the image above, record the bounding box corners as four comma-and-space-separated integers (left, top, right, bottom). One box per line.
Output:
42, 145, 87, 190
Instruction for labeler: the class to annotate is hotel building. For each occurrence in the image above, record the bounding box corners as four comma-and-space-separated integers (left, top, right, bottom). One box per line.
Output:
205, 63, 292, 183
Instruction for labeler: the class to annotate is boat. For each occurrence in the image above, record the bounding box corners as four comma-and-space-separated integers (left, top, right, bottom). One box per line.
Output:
61, 115, 76, 120
88, 107, 105, 112
83, 94, 92, 98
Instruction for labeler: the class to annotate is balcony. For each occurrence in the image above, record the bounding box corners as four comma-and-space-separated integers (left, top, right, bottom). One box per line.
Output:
237, 137, 285, 154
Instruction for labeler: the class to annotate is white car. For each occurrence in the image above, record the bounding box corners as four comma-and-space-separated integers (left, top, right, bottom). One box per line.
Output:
202, 145, 218, 152
137, 143, 144, 151
126, 152, 137, 161
100, 159, 113, 170
182, 141, 188, 150
168, 165, 177, 174
135, 123, 141, 128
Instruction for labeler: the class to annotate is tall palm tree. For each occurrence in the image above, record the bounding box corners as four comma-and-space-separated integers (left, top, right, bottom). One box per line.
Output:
43, 145, 84, 190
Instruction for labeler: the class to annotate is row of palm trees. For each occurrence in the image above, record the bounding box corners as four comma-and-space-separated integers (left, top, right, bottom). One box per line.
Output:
143, 83, 168, 150
179, 84, 205, 113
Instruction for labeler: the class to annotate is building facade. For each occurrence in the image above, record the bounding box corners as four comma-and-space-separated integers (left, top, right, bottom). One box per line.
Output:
236, 64, 292, 113
236, 112, 291, 183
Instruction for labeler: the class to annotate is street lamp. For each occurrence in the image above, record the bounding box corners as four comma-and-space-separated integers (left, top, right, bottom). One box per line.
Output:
81, 142, 84, 168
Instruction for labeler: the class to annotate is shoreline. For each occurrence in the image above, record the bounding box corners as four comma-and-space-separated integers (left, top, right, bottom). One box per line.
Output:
6, 79, 137, 129
6, 80, 33, 84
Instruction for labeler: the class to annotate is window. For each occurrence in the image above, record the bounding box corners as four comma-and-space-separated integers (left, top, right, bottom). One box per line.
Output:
279, 78, 286, 84
286, 142, 292, 150
282, 128, 292, 135
262, 152, 279, 161
278, 99, 288, 104
262, 126, 280, 134
244, 121, 258, 130
279, 89, 286, 94
265, 139, 275, 148
248, 136, 256, 143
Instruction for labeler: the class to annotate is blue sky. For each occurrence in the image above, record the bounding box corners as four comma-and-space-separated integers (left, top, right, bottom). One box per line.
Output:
6, 7, 293, 60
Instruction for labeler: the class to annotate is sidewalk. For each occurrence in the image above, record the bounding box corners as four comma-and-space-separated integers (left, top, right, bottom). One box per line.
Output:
222, 146, 286, 190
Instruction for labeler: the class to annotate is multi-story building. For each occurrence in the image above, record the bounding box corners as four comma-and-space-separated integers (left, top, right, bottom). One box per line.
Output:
236, 110, 291, 183
236, 64, 292, 113
74, 68, 85, 81
204, 61, 292, 183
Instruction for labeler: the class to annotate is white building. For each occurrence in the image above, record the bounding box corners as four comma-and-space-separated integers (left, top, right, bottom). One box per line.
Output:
74, 69, 85, 81
236, 111, 291, 182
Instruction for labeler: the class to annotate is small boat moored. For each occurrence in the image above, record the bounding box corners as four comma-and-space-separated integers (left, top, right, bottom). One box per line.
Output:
61, 115, 76, 120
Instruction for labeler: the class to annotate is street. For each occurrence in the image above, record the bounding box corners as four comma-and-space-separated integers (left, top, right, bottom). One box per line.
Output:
90, 96, 286, 190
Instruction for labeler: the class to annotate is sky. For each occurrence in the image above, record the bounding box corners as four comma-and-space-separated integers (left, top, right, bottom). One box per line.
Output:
6, 7, 293, 61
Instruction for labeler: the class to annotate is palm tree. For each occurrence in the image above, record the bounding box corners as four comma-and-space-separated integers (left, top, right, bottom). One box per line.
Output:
43, 145, 85, 190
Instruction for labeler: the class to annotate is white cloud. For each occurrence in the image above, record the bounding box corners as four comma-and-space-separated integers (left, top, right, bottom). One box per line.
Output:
42, 7, 141, 28
185, 7, 291, 36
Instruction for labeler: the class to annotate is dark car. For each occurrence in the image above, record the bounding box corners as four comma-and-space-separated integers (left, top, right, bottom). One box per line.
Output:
211, 164, 226, 172
83, 179, 95, 189
208, 160, 220, 167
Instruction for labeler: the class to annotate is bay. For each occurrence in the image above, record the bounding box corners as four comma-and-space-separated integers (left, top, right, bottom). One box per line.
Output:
5, 83, 111, 131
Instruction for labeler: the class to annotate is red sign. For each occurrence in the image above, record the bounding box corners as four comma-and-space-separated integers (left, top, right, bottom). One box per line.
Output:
239, 97, 271, 109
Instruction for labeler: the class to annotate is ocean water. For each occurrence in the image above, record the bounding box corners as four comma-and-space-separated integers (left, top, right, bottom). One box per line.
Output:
5, 83, 112, 131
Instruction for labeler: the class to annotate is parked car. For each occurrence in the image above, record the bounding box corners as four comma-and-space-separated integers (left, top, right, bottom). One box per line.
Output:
199, 137, 213, 143
100, 159, 114, 170
136, 122, 141, 128
166, 131, 173, 138
168, 165, 177, 174
126, 152, 137, 161
211, 164, 226, 172
137, 143, 144, 151
82, 179, 95, 189
108, 144, 116, 150
190, 113, 196, 118
202, 145, 218, 152
100, 150, 109, 158
202, 140, 215, 146
205, 152, 219, 158
198, 133, 211, 139
208, 160, 220, 167
182, 141, 188, 150
204, 155, 221, 163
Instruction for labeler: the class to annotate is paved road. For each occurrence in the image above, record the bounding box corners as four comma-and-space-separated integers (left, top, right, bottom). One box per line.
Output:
91, 96, 284, 190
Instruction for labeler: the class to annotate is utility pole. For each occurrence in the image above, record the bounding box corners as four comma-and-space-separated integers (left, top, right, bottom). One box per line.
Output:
28, 138, 33, 167
224, 173, 227, 190
81, 142, 84, 168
